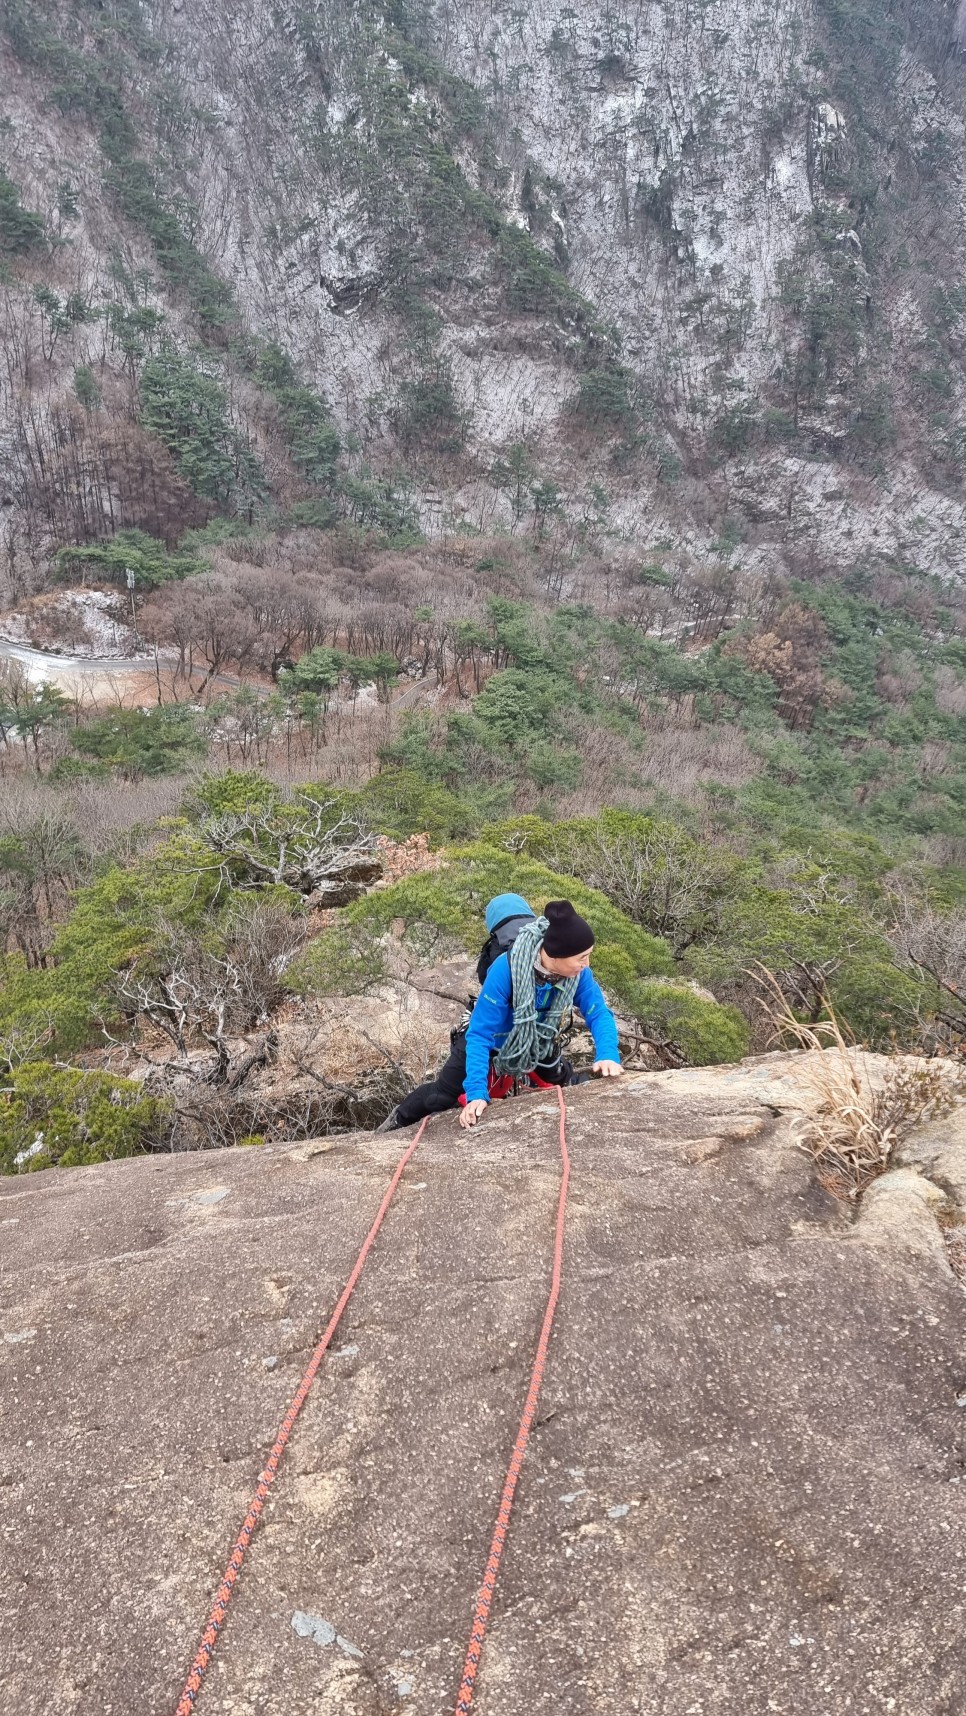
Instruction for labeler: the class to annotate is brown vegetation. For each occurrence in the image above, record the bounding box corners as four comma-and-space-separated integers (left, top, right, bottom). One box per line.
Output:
15, 400, 214, 551
759, 972, 963, 1198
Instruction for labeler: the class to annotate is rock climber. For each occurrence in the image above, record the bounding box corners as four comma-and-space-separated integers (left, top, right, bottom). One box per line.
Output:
378, 894, 622, 1132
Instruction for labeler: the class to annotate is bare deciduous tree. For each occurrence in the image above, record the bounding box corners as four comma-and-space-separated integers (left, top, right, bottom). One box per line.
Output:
538, 817, 737, 958
887, 885, 966, 1050
140, 574, 261, 694
195, 795, 382, 902
117, 900, 306, 1084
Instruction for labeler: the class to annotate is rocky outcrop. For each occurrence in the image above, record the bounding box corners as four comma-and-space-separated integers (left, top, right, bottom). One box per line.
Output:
2, 1053, 965, 1714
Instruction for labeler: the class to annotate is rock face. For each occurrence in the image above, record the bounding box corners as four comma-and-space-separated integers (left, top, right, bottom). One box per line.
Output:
2, 1055, 966, 1715
5, 2, 966, 576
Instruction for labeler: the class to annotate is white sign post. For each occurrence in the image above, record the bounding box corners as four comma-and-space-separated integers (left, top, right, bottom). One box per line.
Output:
125, 568, 138, 639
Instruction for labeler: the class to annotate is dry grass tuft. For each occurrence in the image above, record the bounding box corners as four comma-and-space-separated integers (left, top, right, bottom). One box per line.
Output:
756, 969, 963, 1199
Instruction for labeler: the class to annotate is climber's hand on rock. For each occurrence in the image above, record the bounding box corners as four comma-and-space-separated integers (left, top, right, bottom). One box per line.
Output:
460, 1099, 489, 1129
593, 1060, 623, 1078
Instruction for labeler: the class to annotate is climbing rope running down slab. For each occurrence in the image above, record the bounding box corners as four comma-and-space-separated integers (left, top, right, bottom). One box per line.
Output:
171, 1087, 572, 1715
453, 1083, 571, 1714
172, 1117, 429, 1715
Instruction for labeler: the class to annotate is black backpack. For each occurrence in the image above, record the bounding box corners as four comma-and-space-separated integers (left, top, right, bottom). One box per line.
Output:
475, 913, 535, 984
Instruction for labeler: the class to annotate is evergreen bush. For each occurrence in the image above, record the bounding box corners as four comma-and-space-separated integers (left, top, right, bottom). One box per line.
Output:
0, 172, 46, 259
56, 529, 202, 588
0, 1062, 171, 1173
292, 847, 747, 1066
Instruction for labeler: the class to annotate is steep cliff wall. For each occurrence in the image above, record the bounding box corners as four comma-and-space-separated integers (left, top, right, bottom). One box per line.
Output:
3, 1, 966, 580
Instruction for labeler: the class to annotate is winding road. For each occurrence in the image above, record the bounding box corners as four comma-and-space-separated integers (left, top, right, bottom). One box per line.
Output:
0, 639, 156, 675
0, 640, 244, 697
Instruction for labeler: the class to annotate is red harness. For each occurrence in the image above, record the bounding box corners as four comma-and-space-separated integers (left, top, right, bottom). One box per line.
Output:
458, 1067, 557, 1106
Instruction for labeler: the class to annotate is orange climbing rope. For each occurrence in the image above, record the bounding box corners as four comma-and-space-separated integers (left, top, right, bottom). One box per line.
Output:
171, 1088, 572, 1715
453, 1083, 571, 1714
172, 1117, 429, 1716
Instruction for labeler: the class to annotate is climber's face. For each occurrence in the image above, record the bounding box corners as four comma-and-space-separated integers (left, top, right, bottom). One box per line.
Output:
541, 946, 593, 979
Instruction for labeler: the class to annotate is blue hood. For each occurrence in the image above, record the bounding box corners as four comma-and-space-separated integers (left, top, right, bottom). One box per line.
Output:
484, 893, 534, 934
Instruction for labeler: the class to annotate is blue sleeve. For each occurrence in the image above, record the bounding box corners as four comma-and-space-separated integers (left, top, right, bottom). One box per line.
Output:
464, 955, 514, 1103
575, 968, 621, 1063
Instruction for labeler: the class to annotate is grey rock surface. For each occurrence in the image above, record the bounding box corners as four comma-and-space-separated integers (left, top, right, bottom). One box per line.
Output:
2, 1065, 965, 1714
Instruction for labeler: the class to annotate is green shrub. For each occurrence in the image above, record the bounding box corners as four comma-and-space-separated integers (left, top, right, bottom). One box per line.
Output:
55, 529, 203, 588
0, 171, 45, 259
140, 350, 265, 506
291, 917, 389, 999
254, 343, 341, 486
498, 223, 586, 322
73, 364, 102, 410
46, 757, 109, 784
619, 973, 748, 1066
690, 873, 924, 1048
0, 1062, 171, 1174
473, 667, 569, 746
393, 353, 471, 452
70, 705, 205, 778
279, 647, 343, 702
185, 769, 283, 819
291, 846, 746, 1065
355, 769, 478, 842
0, 839, 221, 1054
102, 141, 235, 330
337, 470, 423, 543
284, 499, 338, 529
385, 654, 586, 798
572, 364, 639, 431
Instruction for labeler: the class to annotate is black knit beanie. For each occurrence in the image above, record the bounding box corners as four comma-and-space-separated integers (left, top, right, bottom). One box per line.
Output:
542, 900, 595, 958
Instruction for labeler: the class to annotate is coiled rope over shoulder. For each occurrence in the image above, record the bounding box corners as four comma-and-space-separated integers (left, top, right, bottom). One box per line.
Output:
493, 917, 579, 1080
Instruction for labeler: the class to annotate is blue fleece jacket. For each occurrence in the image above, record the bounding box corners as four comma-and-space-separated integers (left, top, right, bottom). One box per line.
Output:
464, 953, 620, 1103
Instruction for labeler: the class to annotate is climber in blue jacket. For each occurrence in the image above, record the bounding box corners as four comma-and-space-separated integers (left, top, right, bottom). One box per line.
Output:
460, 897, 622, 1127
378, 896, 621, 1132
